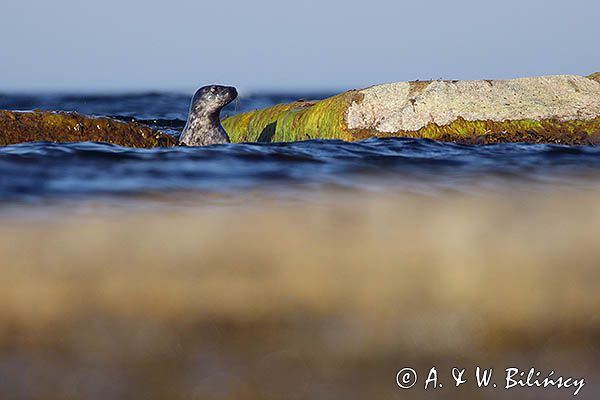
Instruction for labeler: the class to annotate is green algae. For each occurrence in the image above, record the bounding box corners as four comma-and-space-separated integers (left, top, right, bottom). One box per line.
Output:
223, 91, 363, 143
0, 110, 178, 148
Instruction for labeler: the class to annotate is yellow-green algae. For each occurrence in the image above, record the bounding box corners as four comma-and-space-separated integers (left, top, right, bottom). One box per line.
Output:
589, 72, 600, 83
223, 91, 363, 143
0, 110, 177, 147
366, 117, 600, 145
223, 76, 600, 145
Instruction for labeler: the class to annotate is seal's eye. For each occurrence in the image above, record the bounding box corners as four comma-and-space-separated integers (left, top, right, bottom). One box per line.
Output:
210, 87, 216, 93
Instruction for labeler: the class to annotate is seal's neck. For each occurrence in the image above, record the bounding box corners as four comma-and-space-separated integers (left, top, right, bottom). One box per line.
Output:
188, 107, 220, 126
179, 106, 229, 146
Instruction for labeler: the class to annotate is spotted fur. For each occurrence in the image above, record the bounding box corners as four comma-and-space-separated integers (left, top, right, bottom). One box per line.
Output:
179, 85, 238, 146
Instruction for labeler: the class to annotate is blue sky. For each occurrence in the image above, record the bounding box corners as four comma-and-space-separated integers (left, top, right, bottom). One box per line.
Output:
1, 0, 598, 92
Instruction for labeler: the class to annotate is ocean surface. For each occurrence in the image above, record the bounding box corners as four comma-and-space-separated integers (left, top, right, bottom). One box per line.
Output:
2, 92, 600, 205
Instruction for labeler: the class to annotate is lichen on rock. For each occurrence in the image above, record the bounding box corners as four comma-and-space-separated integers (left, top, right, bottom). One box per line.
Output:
347, 75, 600, 132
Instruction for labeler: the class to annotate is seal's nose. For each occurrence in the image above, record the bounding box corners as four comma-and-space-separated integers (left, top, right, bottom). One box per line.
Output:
229, 86, 238, 100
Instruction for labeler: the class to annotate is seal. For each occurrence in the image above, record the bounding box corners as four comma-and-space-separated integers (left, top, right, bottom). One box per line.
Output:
178, 85, 238, 146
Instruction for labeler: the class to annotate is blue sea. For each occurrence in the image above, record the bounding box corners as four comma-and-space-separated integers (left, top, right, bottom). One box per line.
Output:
2, 92, 600, 205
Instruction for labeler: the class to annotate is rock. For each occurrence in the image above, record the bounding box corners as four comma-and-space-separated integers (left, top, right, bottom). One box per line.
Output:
0, 110, 178, 148
222, 73, 600, 145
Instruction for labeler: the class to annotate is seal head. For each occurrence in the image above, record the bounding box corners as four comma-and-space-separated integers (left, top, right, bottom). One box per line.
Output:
179, 85, 238, 146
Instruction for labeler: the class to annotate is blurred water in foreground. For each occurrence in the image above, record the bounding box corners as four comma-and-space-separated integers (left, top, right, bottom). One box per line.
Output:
1, 191, 598, 399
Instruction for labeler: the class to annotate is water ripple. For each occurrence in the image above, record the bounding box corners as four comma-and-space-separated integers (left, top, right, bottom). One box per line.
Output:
1, 138, 600, 202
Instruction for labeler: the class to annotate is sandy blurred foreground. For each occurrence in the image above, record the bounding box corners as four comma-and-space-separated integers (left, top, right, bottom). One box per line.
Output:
0, 191, 599, 400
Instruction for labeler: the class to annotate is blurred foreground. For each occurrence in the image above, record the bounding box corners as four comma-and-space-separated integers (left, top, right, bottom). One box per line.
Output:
0, 190, 598, 399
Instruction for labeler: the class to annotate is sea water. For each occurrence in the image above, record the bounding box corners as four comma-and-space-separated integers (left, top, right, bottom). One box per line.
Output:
2, 92, 600, 205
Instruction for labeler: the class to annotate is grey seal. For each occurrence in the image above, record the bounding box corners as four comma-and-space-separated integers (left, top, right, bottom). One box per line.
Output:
178, 85, 238, 146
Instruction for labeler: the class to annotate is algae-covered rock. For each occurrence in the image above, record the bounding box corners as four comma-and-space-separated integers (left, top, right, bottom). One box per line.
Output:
223, 74, 600, 145
0, 110, 178, 147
